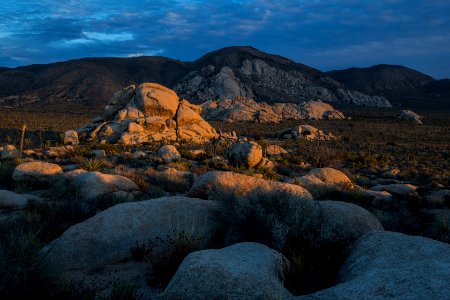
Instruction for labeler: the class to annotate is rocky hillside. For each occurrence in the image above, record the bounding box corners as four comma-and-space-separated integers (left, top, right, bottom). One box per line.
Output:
328, 65, 450, 109
0, 46, 391, 109
173, 47, 390, 107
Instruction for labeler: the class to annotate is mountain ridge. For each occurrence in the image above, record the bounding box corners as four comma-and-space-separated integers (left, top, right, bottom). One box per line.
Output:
0, 46, 447, 110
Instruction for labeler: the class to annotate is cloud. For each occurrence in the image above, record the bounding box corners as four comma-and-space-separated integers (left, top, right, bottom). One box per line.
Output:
0, 0, 449, 78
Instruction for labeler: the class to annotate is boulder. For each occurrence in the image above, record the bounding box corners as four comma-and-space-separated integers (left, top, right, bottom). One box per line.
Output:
300, 101, 345, 120
189, 171, 313, 201
425, 190, 450, 206
71, 171, 139, 199
1, 145, 19, 159
266, 144, 288, 155
297, 168, 354, 190
92, 149, 106, 158
42, 196, 221, 272
291, 125, 335, 141
163, 242, 291, 299
64, 130, 79, 145
370, 183, 418, 197
226, 141, 263, 168
312, 201, 384, 246
256, 157, 275, 169
158, 145, 181, 163
132, 150, 146, 159
134, 83, 179, 118
397, 109, 423, 124
297, 231, 450, 299
12, 161, 63, 183
0, 189, 42, 209
43, 146, 73, 157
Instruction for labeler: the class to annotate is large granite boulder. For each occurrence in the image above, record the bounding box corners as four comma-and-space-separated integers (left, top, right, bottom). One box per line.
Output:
43, 196, 221, 272
163, 242, 291, 299
296, 231, 450, 299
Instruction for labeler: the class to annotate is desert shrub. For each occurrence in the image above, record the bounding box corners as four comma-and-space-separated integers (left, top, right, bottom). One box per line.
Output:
99, 281, 142, 300
258, 166, 278, 180
0, 224, 61, 300
75, 157, 104, 171
218, 190, 349, 295
0, 159, 19, 189
109, 165, 150, 192
146, 169, 194, 193
131, 229, 203, 288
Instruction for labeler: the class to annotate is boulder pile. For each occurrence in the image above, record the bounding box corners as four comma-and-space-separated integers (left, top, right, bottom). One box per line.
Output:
200, 98, 345, 123
79, 83, 219, 145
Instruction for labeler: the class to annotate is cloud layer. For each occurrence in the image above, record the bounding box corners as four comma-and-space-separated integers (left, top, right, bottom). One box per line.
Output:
1, 0, 449, 78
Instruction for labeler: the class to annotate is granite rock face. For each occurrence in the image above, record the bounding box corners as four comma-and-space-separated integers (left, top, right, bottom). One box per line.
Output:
79, 83, 219, 145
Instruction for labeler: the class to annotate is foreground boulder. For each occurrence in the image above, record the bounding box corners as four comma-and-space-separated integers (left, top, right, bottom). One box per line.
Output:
12, 161, 63, 183
297, 231, 450, 299
79, 83, 219, 145
189, 171, 313, 201
0, 189, 41, 209
43, 196, 221, 272
226, 141, 263, 168
71, 171, 139, 199
397, 109, 423, 124
163, 242, 291, 299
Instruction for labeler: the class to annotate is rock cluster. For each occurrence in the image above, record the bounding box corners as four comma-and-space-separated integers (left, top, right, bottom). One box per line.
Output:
279, 125, 336, 141
79, 83, 219, 145
397, 109, 423, 124
200, 98, 345, 123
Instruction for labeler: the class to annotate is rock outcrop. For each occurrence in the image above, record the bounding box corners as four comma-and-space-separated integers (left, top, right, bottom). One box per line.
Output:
200, 98, 345, 123
397, 109, 423, 124
163, 242, 291, 299
175, 53, 392, 107
79, 83, 219, 145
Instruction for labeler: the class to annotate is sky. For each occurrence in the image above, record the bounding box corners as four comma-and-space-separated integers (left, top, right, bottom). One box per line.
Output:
0, 0, 449, 78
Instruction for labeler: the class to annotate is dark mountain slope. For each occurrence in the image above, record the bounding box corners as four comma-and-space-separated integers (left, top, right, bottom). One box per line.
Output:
327, 65, 449, 109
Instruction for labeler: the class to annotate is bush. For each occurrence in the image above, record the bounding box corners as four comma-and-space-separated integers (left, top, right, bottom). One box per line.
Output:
218, 190, 349, 295
99, 281, 142, 300
0, 224, 60, 299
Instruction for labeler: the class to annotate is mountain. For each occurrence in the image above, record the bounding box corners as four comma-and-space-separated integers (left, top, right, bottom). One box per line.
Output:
174, 46, 389, 107
327, 65, 450, 109
5, 46, 446, 110
0, 57, 188, 108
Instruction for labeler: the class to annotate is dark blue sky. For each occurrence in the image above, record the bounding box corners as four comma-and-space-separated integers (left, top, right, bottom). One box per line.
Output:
1, 0, 449, 78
